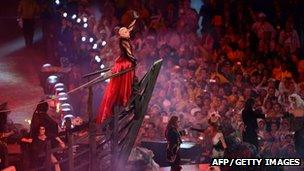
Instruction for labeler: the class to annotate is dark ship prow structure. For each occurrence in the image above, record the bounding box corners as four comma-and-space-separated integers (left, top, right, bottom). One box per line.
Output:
94, 59, 163, 171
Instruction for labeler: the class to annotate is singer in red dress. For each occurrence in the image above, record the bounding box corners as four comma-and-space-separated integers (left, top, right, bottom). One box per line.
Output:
96, 12, 138, 123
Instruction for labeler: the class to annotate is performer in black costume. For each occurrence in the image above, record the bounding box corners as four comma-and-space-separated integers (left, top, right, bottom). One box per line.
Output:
30, 100, 60, 147
242, 98, 265, 149
165, 116, 185, 171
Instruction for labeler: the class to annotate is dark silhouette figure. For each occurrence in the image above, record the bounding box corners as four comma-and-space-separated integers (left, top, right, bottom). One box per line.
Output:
18, 0, 39, 47
242, 98, 265, 148
165, 116, 185, 171
30, 101, 58, 139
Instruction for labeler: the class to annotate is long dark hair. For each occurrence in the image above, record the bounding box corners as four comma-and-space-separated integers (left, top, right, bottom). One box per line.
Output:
34, 100, 48, 114
30, 101, 48, 137
166, 116, 179, 130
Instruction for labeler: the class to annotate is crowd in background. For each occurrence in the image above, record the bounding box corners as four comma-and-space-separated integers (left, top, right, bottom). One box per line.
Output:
40, 0, 304, 159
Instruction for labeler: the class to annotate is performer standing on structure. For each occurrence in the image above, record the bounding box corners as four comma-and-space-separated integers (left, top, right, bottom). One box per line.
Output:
96, 11, 139, 123
165, 116, 185, 171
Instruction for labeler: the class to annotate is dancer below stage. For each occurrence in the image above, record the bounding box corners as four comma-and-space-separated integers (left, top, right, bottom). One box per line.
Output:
96, 11, 139, 123
165, 116, 186, 171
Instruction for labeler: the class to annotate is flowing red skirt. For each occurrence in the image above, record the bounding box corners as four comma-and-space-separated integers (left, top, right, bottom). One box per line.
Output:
96, 57, 134, 123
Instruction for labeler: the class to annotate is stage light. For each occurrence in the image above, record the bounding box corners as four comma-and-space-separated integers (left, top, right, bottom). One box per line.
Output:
72, 14, 77, 19
62, 108, 71, 112
83, 17, 88, 22
105, 79, 110, 83
76, 18, 81, 23
81, 36, 86, 42
95, 55, 101, 62
42, 63, 51, 67
47, 75, 58, 84
25, 119, 31, 125
55, 83, 64, 91
100, 64, 105, 69
55, 83, 64, 87
89, 37, 94, 42
55, 0, 60, 5
83, 23, 88, 28
63, 114, 74, 119
59, 96, 68, 101
100, 73, 105, 76
61, 103, 71, 107
180, 142, 196, 149
101, 41, 106, 46
63, 12, 67, 17
58, 92, 67, 96
61, 103, 71, 111
56, 87, 64, 91
92, 43, 98, 49
58, 92, 68, 101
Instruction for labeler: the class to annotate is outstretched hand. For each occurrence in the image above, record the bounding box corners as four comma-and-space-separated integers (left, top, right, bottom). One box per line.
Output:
132, 10, 139, 19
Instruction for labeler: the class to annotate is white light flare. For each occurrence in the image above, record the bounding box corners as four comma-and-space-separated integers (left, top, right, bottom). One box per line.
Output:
101, 41, 106, 46
71, 14, 77, 19
95, 55, 101, 62
92, 43, 98, 49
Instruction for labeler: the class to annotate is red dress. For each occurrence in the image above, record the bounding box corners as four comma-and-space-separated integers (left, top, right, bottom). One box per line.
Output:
96, 38, 136, 123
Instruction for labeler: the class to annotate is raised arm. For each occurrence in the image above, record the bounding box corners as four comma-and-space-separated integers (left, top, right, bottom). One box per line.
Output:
127, 10, 139, 32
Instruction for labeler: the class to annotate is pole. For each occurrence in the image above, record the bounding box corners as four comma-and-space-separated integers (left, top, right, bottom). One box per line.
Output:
88, 85, 96, 171
66, 117, 74, 171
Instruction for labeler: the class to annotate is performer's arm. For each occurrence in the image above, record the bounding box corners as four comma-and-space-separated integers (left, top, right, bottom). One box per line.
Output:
127, 19, 136, 32
219, 134, 227, 149
127, 10, 139, 32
